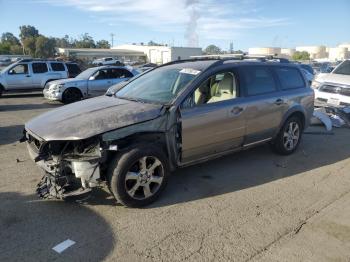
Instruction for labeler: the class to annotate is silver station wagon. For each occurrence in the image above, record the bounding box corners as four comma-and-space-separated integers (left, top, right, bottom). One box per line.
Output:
23, 57, 314, 207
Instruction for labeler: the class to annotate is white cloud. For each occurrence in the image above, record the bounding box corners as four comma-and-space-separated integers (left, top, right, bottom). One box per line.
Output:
36, 0, 290, 44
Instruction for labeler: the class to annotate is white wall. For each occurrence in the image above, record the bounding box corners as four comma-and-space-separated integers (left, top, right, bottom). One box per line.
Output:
170, 47, 202, 61
113, 44, 202, 64
248, 47, 281, 56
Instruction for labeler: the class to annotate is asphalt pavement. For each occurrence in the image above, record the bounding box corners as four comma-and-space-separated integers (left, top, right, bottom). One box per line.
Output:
1, 93, 350, 262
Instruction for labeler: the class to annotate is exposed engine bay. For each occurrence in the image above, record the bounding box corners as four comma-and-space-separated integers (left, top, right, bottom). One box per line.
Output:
24, 131, 105, 199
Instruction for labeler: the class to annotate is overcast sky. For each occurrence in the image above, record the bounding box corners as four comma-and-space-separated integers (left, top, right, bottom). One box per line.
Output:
0, 0, 349, 50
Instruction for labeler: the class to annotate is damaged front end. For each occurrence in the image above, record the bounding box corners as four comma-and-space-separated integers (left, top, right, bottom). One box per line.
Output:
23, 130, 103, 199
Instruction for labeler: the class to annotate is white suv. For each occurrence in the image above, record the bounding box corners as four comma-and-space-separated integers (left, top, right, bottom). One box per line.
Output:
313, 60, 350, 107
0, 59, 68, 96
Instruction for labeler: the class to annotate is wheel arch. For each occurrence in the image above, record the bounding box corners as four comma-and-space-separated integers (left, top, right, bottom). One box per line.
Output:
275, 106, 306, 138
44, 79, 58, 87
63, 86, 83, 96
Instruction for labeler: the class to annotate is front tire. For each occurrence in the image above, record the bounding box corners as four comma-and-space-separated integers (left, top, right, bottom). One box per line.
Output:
272, 116, 302, 155
107, 144, 169, 207
62, 88, 82, 104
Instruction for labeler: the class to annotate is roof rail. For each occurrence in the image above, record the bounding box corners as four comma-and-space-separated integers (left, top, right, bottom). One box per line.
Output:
189, 54, 290, 63
17, 58, 63, 63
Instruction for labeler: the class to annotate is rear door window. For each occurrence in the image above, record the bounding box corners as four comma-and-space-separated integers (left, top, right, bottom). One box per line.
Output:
32, 62, 48, 74
50, 62, 65, 71
274, 67, 305, 90
240, 66, 277, 96
109, 68, 133, 78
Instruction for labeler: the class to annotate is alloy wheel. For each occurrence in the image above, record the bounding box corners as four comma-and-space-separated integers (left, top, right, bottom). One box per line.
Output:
283, 121, 300, 151
124, 156, 164, 200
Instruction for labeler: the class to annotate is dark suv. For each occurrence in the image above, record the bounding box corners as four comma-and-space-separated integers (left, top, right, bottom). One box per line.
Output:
23, 57, 314, 207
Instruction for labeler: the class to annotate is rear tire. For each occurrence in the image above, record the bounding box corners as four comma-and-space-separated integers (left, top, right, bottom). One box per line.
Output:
62, 88, 82, 104
272, 116, 302, 155
0, 85, 4, 97
107, 144, 169, 208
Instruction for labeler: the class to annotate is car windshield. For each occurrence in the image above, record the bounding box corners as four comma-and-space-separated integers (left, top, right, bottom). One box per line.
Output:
333, 60, 350, 75
115, 66, 200, 104
75, 68, 97, 79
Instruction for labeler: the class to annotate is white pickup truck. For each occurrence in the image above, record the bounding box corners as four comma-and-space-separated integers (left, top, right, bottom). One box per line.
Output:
313, 60, 350, 107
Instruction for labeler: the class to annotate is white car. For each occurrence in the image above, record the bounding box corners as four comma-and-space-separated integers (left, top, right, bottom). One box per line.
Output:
92, 57, 122, 66
313, 60, 350, 107
43, 66, 139, 104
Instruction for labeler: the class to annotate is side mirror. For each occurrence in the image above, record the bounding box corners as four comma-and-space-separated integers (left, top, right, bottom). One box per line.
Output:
89, 76, 95, 80
8, 69, 14, 75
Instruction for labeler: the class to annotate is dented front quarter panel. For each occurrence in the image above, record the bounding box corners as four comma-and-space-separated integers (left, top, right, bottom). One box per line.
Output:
101, 115, 168, 141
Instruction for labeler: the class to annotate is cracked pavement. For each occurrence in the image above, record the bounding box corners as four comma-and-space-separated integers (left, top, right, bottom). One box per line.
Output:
1, 93, 350, 261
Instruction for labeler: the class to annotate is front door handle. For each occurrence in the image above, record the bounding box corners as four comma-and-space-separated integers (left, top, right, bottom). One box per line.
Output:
230, 106, 243, 116
26, 75, 31, 77
274, 98, 284, 105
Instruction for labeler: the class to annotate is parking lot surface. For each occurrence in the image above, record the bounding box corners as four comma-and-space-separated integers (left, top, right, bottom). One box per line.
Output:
1, 93, 350, 262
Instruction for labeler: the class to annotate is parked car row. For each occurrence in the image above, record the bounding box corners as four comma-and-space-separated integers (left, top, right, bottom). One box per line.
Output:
0, 58, 142, 103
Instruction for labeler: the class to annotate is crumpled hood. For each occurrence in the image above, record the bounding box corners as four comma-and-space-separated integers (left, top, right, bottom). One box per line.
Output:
316, 73, 350, 86
25, 96, 163, 141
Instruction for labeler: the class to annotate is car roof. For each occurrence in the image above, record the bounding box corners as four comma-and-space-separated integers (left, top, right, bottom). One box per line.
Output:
158, 58, 300, 73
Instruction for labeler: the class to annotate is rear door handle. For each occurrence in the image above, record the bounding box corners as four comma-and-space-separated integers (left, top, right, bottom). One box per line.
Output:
230, 106, 244, 116
26, 75, 31, 77
274, 98, 284, 105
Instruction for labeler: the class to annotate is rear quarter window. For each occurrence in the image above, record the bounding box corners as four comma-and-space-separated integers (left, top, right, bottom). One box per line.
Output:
274, 67, 305, 90
240, 66, 277, 96
50, 62, 65, 71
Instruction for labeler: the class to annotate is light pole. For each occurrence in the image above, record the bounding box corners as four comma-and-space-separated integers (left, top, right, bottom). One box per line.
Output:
110, 33, 115, 47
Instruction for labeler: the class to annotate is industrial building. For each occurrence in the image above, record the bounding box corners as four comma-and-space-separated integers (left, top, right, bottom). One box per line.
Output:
112, 44, 203, 64
55, 45, 203, 65
55, 47, 146, 62
249, 43, 350, 61
248, 47, 295, 58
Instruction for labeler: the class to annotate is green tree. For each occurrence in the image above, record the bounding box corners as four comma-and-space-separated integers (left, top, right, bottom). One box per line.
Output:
1, 32, 20, 45
292, 51, 310, 61
54, 35, 72, 48
10, 45, 23, 55
204, 45, 222, 55
35, 36, 56, 58
96, 39, 111, 49
0, 42, 11, 54
74, 33, 96, 48
19, 25, 39, 41
22, 37, 36, 56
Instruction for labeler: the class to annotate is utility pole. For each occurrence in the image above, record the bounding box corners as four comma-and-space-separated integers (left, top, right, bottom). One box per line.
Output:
110, 33, 115, 47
